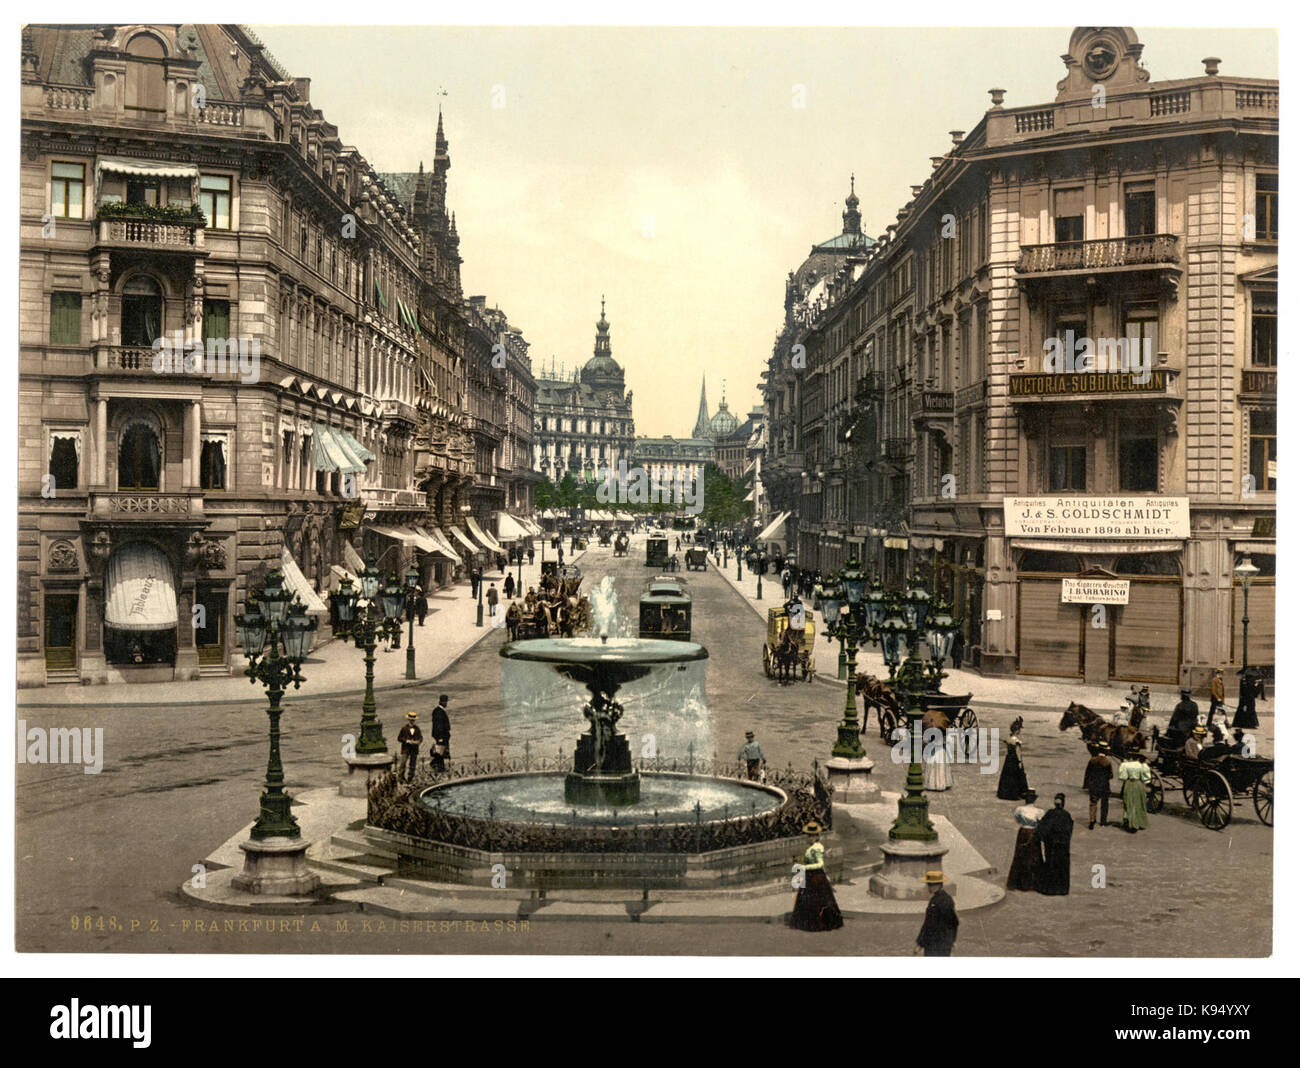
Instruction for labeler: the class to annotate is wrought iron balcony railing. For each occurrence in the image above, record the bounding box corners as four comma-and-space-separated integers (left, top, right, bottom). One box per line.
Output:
1017, 234, 1178, 274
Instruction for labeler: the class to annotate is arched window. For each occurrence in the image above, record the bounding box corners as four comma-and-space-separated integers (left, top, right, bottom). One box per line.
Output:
124, 33, 167, 118
118, 419, 161, 490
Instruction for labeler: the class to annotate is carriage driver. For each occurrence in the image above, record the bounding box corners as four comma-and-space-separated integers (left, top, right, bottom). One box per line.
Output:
1167, 689, 1200, 747
786, 595, 806, 633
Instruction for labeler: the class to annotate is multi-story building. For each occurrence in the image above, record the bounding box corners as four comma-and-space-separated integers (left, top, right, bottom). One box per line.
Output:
768, 27, 1277, 689
533, 300, 635, 483
18, 24, 511, 685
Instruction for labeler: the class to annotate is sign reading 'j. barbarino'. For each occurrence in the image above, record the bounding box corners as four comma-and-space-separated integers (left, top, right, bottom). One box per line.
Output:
1003, 496, 1190, 540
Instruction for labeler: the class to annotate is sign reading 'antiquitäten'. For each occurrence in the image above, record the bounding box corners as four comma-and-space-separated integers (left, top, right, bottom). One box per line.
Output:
1004, 496, 1189, 539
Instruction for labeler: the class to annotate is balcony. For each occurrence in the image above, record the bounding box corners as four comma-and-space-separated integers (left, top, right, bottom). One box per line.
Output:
88, 490, 206, 521
93, 205, 207, 257
365, 487, 429, 511
381, 398, 418, 428
1241, 368, 1277, 397
1017, 234, 1179, 277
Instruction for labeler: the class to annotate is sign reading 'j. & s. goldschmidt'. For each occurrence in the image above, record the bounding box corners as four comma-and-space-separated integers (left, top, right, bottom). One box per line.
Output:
1003, 496, 1189, 539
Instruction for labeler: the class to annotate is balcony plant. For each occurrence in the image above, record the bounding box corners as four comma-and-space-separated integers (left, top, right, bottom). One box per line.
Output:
97, 201, 207, 225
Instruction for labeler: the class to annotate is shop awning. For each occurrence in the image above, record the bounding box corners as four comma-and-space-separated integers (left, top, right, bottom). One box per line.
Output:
97, 157, 199, 180
280, 547, 328, 613
1009, 539, 1184, 554
400, 526, 458, 560
427, 528, 462, 559
311, 424, 365, 474
756, 511, 791, 542
449, 527, 480, 554
497, 512, 530, 541
368, 524, 419, 545
466, 516, 502, 553
105, 542, 178, 632
336, 429, 375, 463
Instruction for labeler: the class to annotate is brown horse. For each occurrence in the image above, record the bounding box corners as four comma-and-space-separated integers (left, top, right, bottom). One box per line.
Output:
856, 674, 903, 737
774, 625, 802, 682
1059, 701, 1147, 753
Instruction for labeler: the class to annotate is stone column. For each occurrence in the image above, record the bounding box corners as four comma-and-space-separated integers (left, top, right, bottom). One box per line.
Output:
94, 398, 108, 486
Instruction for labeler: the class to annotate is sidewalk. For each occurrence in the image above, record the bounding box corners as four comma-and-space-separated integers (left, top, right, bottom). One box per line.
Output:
709, 552, 1272, 720
20, 540, 587, 708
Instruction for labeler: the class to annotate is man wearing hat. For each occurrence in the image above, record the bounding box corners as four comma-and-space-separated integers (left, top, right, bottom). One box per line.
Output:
1209, 668, 1226, 719
915, 871, 959, 956
430, 695, 452, 772
396, 711, 422, 781
738, 731, 766, 781
1084, 742, 1113, 829
1167, 688, 1200, 748
1183, 725, 1208, 762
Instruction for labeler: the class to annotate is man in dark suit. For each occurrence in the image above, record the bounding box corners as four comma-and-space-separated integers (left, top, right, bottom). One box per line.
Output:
915, 871, 959, 956
396, 711, 422, 781
1084, 743, 1113, 828
430, 695, 452, 772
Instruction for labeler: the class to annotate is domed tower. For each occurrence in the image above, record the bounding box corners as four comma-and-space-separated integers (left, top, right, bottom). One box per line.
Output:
709, 385, 739, 439
580, 296, 624, 394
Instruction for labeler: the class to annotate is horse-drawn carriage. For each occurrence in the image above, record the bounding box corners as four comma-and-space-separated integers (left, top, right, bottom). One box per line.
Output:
639, 581, 692, 641
856, 676, 977, 753
646, 535, 669, 569
598, 529, 612, 547
684, 547, 708, 571
613, 533, 630, 557
762, 606, 815, 682
1145, 734, 1273, 830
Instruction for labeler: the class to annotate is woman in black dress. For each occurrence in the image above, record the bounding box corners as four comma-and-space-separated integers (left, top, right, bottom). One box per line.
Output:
1006, 790, 1045, 892
789, 822, 843, 932
997, 717, 1030, 801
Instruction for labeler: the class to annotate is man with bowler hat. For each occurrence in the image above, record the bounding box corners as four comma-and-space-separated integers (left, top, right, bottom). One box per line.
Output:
430, 695, 452, 772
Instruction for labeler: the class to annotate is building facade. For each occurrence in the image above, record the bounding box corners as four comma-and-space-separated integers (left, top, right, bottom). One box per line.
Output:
533, 300, 635, 483
764, 27, 1277, 689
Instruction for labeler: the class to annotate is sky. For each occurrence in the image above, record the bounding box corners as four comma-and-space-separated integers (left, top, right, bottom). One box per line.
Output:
251, 25, 1278, 438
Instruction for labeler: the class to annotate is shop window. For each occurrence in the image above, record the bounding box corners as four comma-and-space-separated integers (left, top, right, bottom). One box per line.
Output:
1124, 184, 1156, 236
1019, 551, 1081, 573
106, 628, 174, 666
1049, 444, 1087, 491
50, 162, 85, 219
1255, 174, 1277, 241
1054, 188, 1084, 243
1251, 293, 1277, 367
1249, 410, 1277, 492
1119, 437, 1158, 492
118, 423, 161, 490
1113, 553, 1181, 576
50, 292, 82, 345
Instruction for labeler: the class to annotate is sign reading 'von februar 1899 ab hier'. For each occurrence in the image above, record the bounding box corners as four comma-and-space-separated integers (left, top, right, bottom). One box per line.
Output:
1003, 496, 1190, 539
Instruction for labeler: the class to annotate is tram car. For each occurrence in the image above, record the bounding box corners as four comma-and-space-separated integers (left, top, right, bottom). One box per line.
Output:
646, 534, 670, 568
639, 582, 692, 641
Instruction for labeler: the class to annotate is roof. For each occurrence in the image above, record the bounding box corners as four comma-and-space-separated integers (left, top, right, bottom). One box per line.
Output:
813, 231, 875, 253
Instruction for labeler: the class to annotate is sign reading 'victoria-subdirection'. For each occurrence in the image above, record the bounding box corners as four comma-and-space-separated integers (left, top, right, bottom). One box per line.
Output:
1004, 496, 1190, 539
1061, 578, 1130, 604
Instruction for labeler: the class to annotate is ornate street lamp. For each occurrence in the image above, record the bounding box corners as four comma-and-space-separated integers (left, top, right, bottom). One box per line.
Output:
864, 576, 887, 645
878, 599, 909, 683
820, 559, 869, 760
231, 572, 319, 894
338, 557, 390, 757
924, 596, 959, 689
1235, 556, 1259, 675
404, 562, 419, 680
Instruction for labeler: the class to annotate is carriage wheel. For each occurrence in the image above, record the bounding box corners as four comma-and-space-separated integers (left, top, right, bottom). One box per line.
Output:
1195, 770, 1233, 831
1146, 773, 1164, 814
1253, 769, 1274, 827
954, 707, 978, 760
1181, 776, 1197, 810
762, 646, 773, 679
880, 708, 898, 743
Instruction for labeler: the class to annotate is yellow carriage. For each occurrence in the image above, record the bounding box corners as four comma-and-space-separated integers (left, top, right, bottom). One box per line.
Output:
763, 606, 815, 682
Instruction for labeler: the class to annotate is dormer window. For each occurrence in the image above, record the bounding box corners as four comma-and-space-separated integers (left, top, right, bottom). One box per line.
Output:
124, 33, 166, 118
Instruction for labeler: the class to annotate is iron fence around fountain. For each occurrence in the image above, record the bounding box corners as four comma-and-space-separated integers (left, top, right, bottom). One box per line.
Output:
366, 751, 831, 856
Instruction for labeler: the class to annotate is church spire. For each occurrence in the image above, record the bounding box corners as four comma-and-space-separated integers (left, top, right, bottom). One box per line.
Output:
842, 173, 862, 235
693, 375, 711, 439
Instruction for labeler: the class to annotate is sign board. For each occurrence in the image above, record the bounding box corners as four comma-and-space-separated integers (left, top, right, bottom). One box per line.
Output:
985, 608, 1003, 621
1003, 496, 1189, 540
1008, 370, 1175, 397
1061, 578, 1130, 604
337, 499, 365, 531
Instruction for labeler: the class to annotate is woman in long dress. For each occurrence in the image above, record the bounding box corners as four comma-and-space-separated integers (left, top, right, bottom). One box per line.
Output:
997, 717, 1029, 801
789, 821, 843, 931
923, 718, 954, 792
1006, 790, 1044, 891
1117, 750, 1151, 832
1034, 793, 1073, 895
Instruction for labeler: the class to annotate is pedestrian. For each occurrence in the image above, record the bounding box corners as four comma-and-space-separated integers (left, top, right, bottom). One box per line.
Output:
469, 566, 481, 599
788, 821, 843, 932
396, 711, 422, 781
504, 572, 515, 600
996, 716, 1030, 801
429, 695, 452, 772
1007, 789, 1045, 891
487, 583, 499, 614
1035, 793, 1073, 895
949, 627, 965, 670
1233, 667, 1261, 729
923, 721, 954, 792
1117, 748, 1151, 832
416, 588, 428, 626
527, 545, 535, 565
1167, 688, 1199, 746
1209, 668, 1225, 719
505, 600, 521, 641
1084, 743, 1112, 829
738, 730, 766, 781
914, 871, 959, 956
534, 600, 550, 637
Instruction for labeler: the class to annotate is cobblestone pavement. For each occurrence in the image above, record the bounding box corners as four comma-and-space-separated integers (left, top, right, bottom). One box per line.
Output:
16, 534, 1273, 955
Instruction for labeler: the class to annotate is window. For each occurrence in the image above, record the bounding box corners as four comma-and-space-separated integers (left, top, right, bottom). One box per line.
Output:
49, 432, 80, 491
1123, 302, 1159, 363
118, 423, 161, 490
281, 430, 294, 489
120, 276, 162, 347
50, 292, 82, 345
1118, 437, 1158, 492
1252, 293, 1277, 367
124, 33, 166, 116
199, 175, 232, 230
1124, 184, 1156, 236
202, 299, 230, 341
1049, 445, 1087, 491
300, 227, 309, 259
126, 178, 159, 207
1249, 410, 1277, 492
1054, 188, 1084, 243
199, 436, 227, 490
51, 162, 85, 219
1255, 174, 1277, 241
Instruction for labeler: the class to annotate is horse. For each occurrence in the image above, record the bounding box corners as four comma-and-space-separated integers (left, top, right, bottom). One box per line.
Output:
856, 674, 903, 738
773, 625, 802, 683
1059, 701, 1147, 754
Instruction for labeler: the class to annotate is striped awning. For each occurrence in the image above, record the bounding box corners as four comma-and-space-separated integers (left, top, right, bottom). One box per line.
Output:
427, 528, 462, 559
97, 157, 199, 180
337, 429, 375, 463
756, 511, 791, 542
497, 512, 530, 541
105, 543, 178, 632
312, 424, 365, 474
449, 527, 480, 554
280, 547, 328, 613
466, 516, 502, 553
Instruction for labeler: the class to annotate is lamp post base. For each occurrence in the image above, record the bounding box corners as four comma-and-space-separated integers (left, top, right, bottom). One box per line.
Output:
340, 751, 395, 798
231, 836, 321, 896
825, 755, 878, 804
868, 839, 949, 901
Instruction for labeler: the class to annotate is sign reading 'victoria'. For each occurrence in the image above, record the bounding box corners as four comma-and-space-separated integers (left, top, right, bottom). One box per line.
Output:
1004, 496, 1189, 539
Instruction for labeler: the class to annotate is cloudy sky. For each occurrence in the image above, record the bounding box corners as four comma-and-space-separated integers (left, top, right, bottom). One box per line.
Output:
252, 25, 1277, 438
